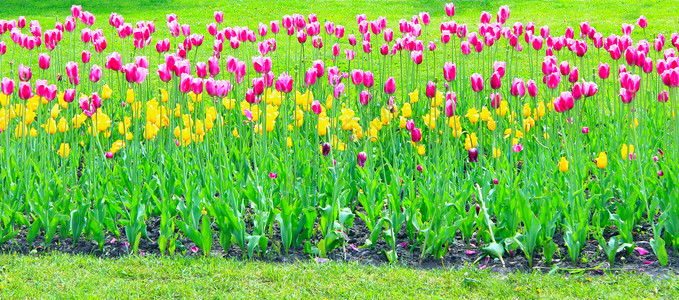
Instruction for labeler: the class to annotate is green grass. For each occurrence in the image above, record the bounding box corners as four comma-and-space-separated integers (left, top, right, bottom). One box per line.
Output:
0, 253, 674, 299
1, 1, 678, 298
1, 0, 678, 40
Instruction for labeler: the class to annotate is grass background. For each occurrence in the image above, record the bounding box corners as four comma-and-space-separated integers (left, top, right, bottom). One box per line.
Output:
1, 0, 679, 298
0, 253, 676, 298
1, 1, 678, 44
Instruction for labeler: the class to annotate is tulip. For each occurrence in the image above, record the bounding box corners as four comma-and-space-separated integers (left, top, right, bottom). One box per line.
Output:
443, 62, 456, 82
445, 92, 457, 117
179, 74, 193, 93
311, 100, 322, 115
598, 63, 610, 79
526, 79, 537, 97
411, 50, 423, 64
384, 77, 396, 94
157, 63, 172, 82
511, 78, 526, 97
359, 90, 372, 105
214, 11, 224, 23
411, 128, 422, 143
191, 78, 203, 95
319, 142, 331, 157
582, 127, 590, 134
490, 71, 502, 89
363, 71, 374, 88
357, 151, 367, 168
63, 89, 75, 103
460, 41, 471, 55
89, 65, 102, 82
105, 52, 123, 71
558, 157, 569, 172
304, 67, 317, 86
38, 53, 50, 70
490, 92, 502, 109
350, 69, 364, 86
568, 67, 579, 83
195, 62, 207, 78
18, 64, 31, 82
595, 152, 608, 169
425, 81, 436, 98
470, 73, 483, 92
619, 88, 635, 104
18, 81, 32, 100
1, 77, 15, 95
572, 82, 583, 100
445, 3, 455, 17
468, 148, 478, 162
658, 90, 669, 102
512, 143, 523, 153
406, 119, 415, 131
275, 73, 293, 93
333, 82, 345, 99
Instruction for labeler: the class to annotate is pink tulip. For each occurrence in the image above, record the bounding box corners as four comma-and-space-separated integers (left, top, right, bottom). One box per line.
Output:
89, 65, 102, 82
1, 77, 14, 95
105, 52, 122, 71
658, 90, 669, 102
460, 41, 471, 55
384, 77, 396, 94
411, 50, 423, 64
213, 11, 224, 23
526, 79, 537, 97
157, 64, 172, 82
333, 82, 345, 99
490, 72, 502, 90
511, 78, 526, 97
445, 92, 457, 117
406, 119, 415, 131
363, 71, 374, 88
359, 90, 372, 105
568, 67, 579, 83
424, 81, 436, 98
445, 3, 455, 17
18, 64, 31, 82
626, 74, 641, 92
357, 151, 367, 168
619, 88, 635, 104
37, 53, 51, 70
609, 44, 622, 60
490, 92, 502, 108
18, 81, 32, 100
310, 100, 322, 115
559, 61, 570, 75
345, 49, 355, 60
275, 73, 293, 93
572, 82, 583, 100
304, 67, 317, 86
179, 74, 193, 93
71, 5, 82, 19
443, 62, 456, 82
598, 63, 610, 79
411, 128, 422, 143
335, 25, 345, 38
195, 62, 207, 78
583, 81, 599, 97
470, 73, 484, 92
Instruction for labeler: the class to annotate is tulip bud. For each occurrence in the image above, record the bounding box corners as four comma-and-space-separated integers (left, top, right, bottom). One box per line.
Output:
357, 151, 367, 167
468, 148, 478, 162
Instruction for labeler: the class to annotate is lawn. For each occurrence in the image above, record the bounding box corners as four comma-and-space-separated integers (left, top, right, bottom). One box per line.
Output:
0, 253, 676, 299
1, 0, 679, 298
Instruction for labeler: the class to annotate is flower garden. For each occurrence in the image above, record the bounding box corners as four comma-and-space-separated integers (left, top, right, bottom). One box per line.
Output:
0, 1, 678, 279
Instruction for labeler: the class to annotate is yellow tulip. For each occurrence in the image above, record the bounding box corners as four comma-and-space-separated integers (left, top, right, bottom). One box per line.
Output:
558, 157, 569, 172
44, 118, 57, 134
57, 143, 70, 158
160, 89, 169, 102
409, 89, 419, 103
126, 88, 135, 104
102, 84, 113, 99
595, 152, 608, 169
57, 117, 68, 133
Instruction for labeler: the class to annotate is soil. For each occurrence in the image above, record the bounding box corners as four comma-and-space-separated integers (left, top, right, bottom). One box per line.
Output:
2, 216, 677, 278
